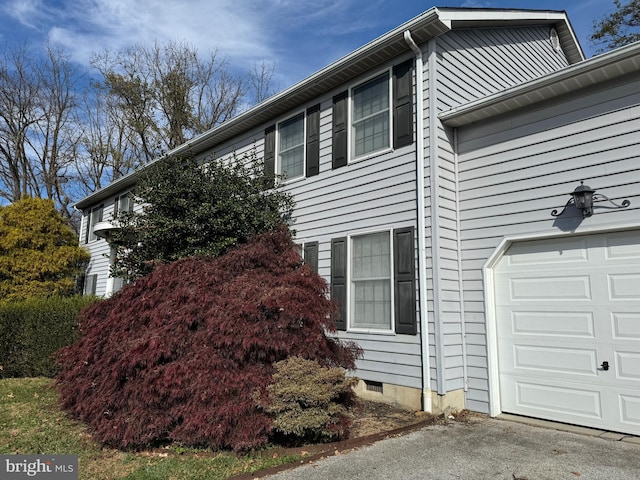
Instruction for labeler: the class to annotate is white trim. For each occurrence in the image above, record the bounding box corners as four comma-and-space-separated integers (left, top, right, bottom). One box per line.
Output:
482, 220, 640, 418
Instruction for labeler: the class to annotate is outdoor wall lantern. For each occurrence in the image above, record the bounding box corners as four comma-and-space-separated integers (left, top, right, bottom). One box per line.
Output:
551, 181, 630, 218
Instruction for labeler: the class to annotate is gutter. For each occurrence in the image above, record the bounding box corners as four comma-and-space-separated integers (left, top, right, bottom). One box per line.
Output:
404, 30, 432, 413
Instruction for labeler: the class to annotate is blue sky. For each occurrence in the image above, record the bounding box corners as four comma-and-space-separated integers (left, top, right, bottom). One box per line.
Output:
0, 0, 613, 88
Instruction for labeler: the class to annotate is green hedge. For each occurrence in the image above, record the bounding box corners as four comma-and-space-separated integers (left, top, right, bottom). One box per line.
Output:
0, 296, 98, 378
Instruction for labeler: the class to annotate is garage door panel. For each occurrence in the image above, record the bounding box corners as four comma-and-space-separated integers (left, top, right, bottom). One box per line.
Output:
608, 273, 640, 300
604, 231, 640, 260
513, 379, 603, 420
512, 345, 598, 376
505, 236, 589, 266
619, 394, 640, 427
612, 312, 640, 339
615, 351, 640, 381
509, 310, 596, 337
508, 276, 592, 301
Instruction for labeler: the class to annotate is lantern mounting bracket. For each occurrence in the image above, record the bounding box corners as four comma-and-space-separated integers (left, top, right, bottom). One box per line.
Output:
551, 181, 630, 218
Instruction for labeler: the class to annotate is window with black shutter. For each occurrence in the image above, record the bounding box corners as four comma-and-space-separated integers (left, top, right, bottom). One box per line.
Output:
330, 227, 416, 334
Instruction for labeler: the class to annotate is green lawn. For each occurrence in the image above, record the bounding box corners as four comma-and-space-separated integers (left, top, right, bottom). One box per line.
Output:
0, 378, 302, 479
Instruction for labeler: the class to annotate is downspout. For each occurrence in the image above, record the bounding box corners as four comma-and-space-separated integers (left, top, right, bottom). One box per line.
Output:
404, 30, 432, 412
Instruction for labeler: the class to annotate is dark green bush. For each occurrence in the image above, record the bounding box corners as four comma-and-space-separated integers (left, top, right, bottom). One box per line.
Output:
262, 356, 359, 445
0, 296, 97, 378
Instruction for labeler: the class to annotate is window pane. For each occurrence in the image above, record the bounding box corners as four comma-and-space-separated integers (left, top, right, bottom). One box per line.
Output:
280, 146, 304, 179
353, 74, 389, 121
351, 232, 391, 330
279, 113, 304, 179
354, 114, 389, 157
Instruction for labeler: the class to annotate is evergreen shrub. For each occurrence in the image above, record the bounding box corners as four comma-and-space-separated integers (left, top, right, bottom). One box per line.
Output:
262, 356, 358, 445
0, 296, 97, 378
56, 227, 361, 451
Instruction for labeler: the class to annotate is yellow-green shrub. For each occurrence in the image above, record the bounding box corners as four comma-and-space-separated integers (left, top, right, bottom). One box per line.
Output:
263, 356, 358, 445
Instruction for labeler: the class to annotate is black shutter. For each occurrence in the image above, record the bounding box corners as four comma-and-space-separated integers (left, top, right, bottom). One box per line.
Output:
332, 91, 348, 169
393, 227, 417, 335
306, 104, 320, 177
330, 237, 347, 330
264, 125, 276, 187
84, 212, 90, 244
303, 241, 319, 273
393, 59, 414, 149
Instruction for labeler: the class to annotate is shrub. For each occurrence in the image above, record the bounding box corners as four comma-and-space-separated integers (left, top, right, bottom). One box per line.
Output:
262, 357, 358, 445
0, 296, 97, 378
56, 227, 361, 451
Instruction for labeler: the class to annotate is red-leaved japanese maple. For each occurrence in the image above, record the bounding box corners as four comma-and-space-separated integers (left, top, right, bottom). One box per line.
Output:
56, 227, 360, 450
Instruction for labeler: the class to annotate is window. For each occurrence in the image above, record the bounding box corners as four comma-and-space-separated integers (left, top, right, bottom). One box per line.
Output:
331, 227, 416, 334
278, 113, 305, 180
114, 192, 133, 218
351, 232, 392, 329
352, 73, 391, 158
85, 205, 103, 243
264, 104, 320, 186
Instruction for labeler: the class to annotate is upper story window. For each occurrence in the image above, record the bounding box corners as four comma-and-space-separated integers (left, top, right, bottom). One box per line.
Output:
352, 72, 391, 158
113, 192, 133, 218
263, 105, 320, 186
278, 113, 305, 180
85, 205, 103, 243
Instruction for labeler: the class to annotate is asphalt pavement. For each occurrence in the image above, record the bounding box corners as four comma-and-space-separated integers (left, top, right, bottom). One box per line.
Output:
262, 415, 640, 480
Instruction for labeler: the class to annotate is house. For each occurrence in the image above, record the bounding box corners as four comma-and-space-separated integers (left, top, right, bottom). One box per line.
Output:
74, 7, 640, 436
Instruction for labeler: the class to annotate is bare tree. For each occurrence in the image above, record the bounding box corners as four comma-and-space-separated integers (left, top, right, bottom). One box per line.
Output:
0, 44, 80, 218
247, 60, 279, 105
90, 40, 244, 163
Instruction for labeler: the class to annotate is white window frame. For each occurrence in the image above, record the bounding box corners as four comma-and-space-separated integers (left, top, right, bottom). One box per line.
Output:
349, 69, 393, 163
86, 205, 103, 243
347, 229, 395, 334
277, 111, 306, 182
113, 191, 133, 219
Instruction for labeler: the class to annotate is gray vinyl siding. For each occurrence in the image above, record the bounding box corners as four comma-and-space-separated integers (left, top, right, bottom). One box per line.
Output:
436, 27, 570, 109
429, 25, 574, 404
455, 72, 640, 414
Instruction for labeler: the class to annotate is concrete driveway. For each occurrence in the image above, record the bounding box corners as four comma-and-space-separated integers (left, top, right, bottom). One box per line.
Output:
261, 415, 640, 480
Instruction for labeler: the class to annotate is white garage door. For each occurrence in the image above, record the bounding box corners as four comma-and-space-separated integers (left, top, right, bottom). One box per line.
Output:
495, 230, 640, 435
